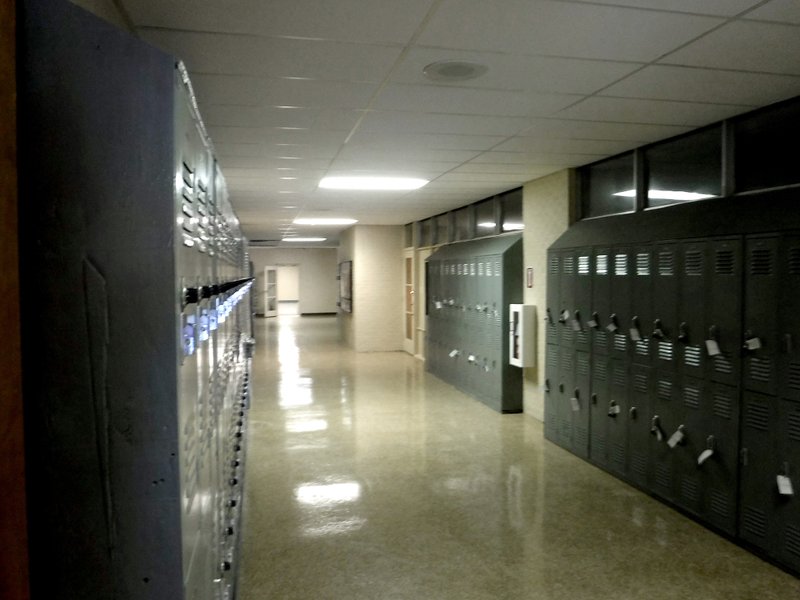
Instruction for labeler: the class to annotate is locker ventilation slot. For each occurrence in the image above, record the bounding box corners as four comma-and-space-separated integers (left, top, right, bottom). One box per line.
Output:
635, 339, 649, 356
576, 330, 589, 346
657, 380, 672, 401
547, 350, 558, 371
636, 253, 650, 276
596, 254, 608, 275
713, 392, 733, 420
549, 255, 559, 274
561, 353, 574, 372
613, 367, 627, 387
786, 525, 800, 558
748, 357, 773, 383
562, 328, 574, 344
714, 354, 733, 375
749, 248, 773, 275
631, 453, 647, 477
594, 361, 608, 381
591, 434, 607, 459
658, 341, 673, 362
684, 385, 701, 410
684, 346, 702, 368
563, 256, 574, 275
681, 476, 699, 503
547, 327, 558, 344
614, 334, 627, 352
575, 426, 588, 449
612, 444, 625, 467
577, 355, 590, 376
715, 250, 735, 275
789, 248, 800, 275
742, 507, 767, 538
710, 490, 730, 519
655, 463, 671, 489
578, 256, 590, 275
658, 251, 675, 276
685, 250, 703, 276
594, 330, 607, 347
788, 363, 800, 390
745, 402, 769, 431
788, 412, 800, 442
634, 373, 648, 393
615, 254, 628, 276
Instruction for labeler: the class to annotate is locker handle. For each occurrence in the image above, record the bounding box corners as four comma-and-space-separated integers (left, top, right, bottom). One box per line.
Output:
573, 388, 580, 399
741, 448, 749, 467
784, 333, 794, 354
591, 393, 598, 405
678, 322, 689, 343
559, 383, 564, 394
544, 379, 551, 393
629, 406, 637, 419
558, 309, 569, 324
545, 308, 553, 324
651, 318, 665, 340
708, 325, 719, 341
590, 311, 600, 329
184, 286, 200, 306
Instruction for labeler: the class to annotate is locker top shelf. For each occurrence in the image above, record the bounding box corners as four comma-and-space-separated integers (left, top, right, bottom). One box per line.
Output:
427, 233, 522, 261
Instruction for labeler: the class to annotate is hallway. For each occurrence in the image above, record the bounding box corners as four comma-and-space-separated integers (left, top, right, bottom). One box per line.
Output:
239, 315, 800, 599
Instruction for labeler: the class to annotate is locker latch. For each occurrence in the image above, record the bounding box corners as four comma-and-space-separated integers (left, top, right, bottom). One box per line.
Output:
667, 424, 686, 448
784, 333, 794, 354
778, 463, 794, 496
558, 309, 569, 324
544, 379, 551, 393
591, 393, 598, 405
629, 406, 637, 420
651, 318, 665, 340
706, 325, 722, 356
545, 308, 554, 324
607, 313, 619, 333
698, 436, 715, 465
588, 311, 600, 329
570, 389, 580, 412
743, 329, 762, 351
608, 400, 620, 417
678, 322, 689, 343
630, 316, 642, 342
571, 309, 582, 332
650, 415, 665, 442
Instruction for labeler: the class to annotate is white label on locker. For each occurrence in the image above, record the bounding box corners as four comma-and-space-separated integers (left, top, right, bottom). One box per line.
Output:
606, 322, 618, 333
468, 354, 476, 362
571, 319, 582, 332
449, 349, 459, 358
705, 339, 721, 356
630, 328, 642, 342
570, 397, 580, 412
435, 301, 443, 310
777, 475, 794, 496
745, 337, 762, 350
561, 309, 570, 321
608, 404, 621, 416
697, 449, 714, 465
587, 319, 598, 329
667, 429, 684, 449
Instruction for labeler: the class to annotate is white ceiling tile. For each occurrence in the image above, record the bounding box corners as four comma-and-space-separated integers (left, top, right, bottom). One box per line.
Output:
492, 137, 637, 155
336, 146, 481, 163
345, 132, 506, 151
214, 142, 264, 158
418, 0, 722, 61
556, 97, 753, 126
470, 151, 601, 166
664, 21, 800, 75
326, 158, 460, 175
357, 111, 529, 136
451, 163, 566, 176
744, 0, 800, 24
601, 65, 800, 106
561, 0, 760, 17
521, 118, 692, 141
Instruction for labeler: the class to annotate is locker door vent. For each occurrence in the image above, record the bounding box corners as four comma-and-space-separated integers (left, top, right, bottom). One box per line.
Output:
635, 338, 650, 356
561, 352, 574, 372
709, 490, 731, 519
596, 254, 609, 275
578, 255, 591, 274
613, 365, 627, 387
657, 379, 672, 401
685, 250, 703, 276
658, 251, 675, 276
595, 330, 608, 347
592, 433, 607, 457
636, 253, 650, 276
577, 354, 590, 376
745, 402, 769, 431
634, 373, 648, 393
681, 476, 699, 503
563, 256, 575, 275
788, 363, 800, 391
547, 350, 558, 371
594, 361, 608, 381
684, 385, 701, 410
714, 354, 734, 375
788, 412, 800, 442
560, 418, 571, 439
684, 346, 702, 367
715, 249, 735, 275
577, 330, 589, 346
549, 254, 559, 274
742, 507, 767, 538
547, 325, 558, 345
748, 356, 773, 383
749, 248, 774, 275
575, 426, 589, 448
614, 334, 627, 352
615, 254, 628, 276
562, 327, 574, 344
789, 248, 800, 275
786, 525, 800, 558
658, 341, 674, 362
655, 463, 671, 489
713, 392, 734, 420
631, 452, 647, 477
612, 444, 625, 468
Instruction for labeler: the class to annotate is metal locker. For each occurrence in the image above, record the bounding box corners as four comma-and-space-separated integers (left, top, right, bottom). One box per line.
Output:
571, 351, 591, 459
607, 359, 629, 477
609, 248, 632, 361
676, 377, 705, 518
653, 243, 679, 372
649, 369, 679, 503
559, 250, 576, 349
780, 235, 800, 402
777, 398, 800, 571
707, 238, 742, 387
558, 348, 576, 450
679, 240, 707, 381
702, 383, 739, 535
628, 364, 652, 487
589, 356, 611, 468
744, 235, 779, 395
574, 249, 593, 353
546, 250, 560, 347
544, 346, 559, 442
591, 247, 612, 355
631, 246, 654, 367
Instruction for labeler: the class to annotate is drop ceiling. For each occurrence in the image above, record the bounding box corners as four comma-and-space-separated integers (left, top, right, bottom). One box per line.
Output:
111, 0, 800, 246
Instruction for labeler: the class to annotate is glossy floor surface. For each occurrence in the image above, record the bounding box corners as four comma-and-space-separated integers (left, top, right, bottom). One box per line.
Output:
239, 315, 800, 599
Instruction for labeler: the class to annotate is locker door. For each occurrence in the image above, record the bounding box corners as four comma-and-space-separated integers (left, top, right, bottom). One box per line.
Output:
557, 348, 575, 450
744, 235, 779, 395
650, 370, 678, 503
777, 399, 800, 571
628, 364, 652, 488
574, 250, 593, 353
571, 351, 591, 459
653, 243, 679, 372
707, 238, 742, 387
677, 377, 705, 518
589, 356, 610, 469
679, 241, 707, 381
544, 346, 559, 443
591, 248, 611, 355
631, 246, 653, 366
702, 383, 739, 535
546, 251, 560, 347
610, 248, 632, 361
608, 359, 629, 477
559, 250, 576, 349
780, 235, 800, 402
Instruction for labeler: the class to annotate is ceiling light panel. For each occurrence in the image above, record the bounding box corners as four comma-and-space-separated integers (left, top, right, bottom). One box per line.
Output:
319, 177, 429, 190
293, 218, 358, 225
358, 111, 528, 136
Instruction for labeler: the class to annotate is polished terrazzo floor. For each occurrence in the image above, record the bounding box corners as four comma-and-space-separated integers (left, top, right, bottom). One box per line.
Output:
239, 315, 800, 599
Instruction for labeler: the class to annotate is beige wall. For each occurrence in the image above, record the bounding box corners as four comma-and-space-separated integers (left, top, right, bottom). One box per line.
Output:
522, 170, 575, 420
70, 0, 131, 31
338, 225, 404, 352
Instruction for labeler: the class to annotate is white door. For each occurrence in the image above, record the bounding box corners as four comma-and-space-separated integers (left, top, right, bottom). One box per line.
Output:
403, 250, 415, 355
263, 266, 278, 317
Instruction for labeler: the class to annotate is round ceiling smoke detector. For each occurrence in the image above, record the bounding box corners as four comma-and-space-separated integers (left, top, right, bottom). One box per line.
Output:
422, 60, 488, 82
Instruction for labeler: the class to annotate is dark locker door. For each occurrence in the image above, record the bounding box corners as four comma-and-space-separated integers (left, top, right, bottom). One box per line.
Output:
744, 235, 779, 395
781, 236, 800, 402
650, 370, 679, 503
653, 243, 679, 372
679, 241, 707, 381
609, 248, 632, 361
571, 351, 591, 459
591, 248, 612, 355
707, 238, 742, 387
777, 399, 800, 571
544, 346, 559, 443
559, 250, 576, 350
573, 250, 593, 353
676, 377, 705, 518
557, 347, 575, 451
739, 391, 779, 555
631, 246, 654, 367
628, 364, 652, 488
589, 356, 611, 469
546, 251, 560, 347
608, 359, 629, 477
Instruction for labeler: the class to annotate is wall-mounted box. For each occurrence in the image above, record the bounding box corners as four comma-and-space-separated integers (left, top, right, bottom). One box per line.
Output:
509, 304, 536, 367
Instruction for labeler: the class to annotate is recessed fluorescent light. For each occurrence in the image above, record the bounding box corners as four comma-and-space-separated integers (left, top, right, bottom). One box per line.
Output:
502, 223, 524, 231
280, 177, 298, 180
283, 237, 327, 242
293, 218, 358, 226
614, 189, 717, 201
477, 221, 496, 228
319, 176, 429, 191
